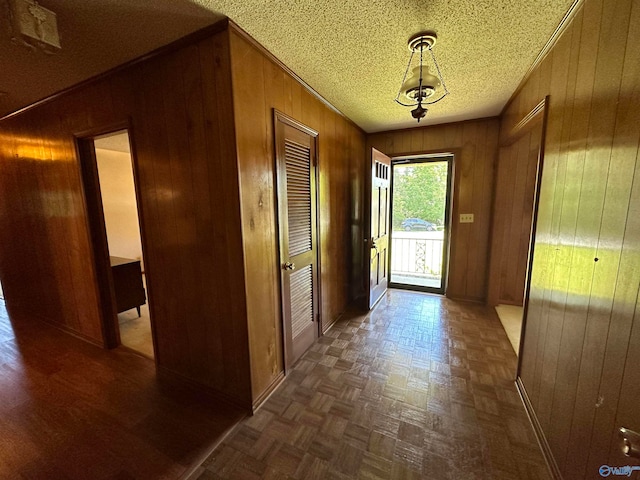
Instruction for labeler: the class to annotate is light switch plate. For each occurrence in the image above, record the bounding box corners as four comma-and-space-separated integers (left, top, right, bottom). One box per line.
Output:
460, 213, 474, 223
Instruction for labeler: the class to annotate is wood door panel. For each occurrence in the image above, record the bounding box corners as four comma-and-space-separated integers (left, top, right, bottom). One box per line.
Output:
368, 148, 391, 309
275, 112, 319, 369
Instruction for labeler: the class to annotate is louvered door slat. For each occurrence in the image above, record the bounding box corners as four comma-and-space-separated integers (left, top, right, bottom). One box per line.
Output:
289, 265, 313, 339
285, 140, 312, 257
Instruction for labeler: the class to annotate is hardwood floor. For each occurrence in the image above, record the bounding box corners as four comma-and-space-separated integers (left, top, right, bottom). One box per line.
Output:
0, 299, 245, 480
193, 289, 550, 480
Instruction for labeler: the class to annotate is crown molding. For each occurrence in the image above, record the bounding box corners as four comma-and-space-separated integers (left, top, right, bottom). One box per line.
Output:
501, 0, 584, 116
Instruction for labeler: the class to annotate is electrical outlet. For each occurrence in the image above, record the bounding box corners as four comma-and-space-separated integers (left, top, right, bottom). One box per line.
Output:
460, 213, 474, 223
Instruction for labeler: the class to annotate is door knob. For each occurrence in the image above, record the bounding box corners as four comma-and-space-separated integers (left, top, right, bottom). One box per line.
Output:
620, 427, 640, 459
283, 262, 296, 271
371, 237, 378, 250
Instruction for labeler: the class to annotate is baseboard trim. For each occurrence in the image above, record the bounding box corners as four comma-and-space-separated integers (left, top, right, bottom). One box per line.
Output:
444, 294, 485, 304
251, 371, 286, 413
515, 377, 563, 480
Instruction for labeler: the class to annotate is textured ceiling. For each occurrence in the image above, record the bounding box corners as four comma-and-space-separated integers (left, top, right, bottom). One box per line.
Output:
1, 0, 574, 132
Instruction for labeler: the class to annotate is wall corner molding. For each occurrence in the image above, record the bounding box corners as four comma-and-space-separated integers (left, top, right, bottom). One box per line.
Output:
516, 377, 564, 480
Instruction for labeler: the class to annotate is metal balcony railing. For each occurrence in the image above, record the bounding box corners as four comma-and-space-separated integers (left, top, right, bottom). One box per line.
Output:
390, 232, 443, 278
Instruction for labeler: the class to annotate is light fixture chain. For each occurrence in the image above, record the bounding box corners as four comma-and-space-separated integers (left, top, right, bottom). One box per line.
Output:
429, 47, 449, 95
395, 49, 416, 106
418, 43, 424, 98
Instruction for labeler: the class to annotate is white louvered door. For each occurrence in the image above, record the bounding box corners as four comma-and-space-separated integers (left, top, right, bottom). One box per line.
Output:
275, 112, 319, 368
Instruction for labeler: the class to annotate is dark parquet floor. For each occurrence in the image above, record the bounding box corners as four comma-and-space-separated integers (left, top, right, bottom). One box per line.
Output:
194, 290, 550, 480
0, 299, 245, 480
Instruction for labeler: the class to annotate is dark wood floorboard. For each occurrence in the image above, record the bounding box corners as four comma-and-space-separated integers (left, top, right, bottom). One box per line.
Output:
194, 289, 550, 480
0, 299, 245, 480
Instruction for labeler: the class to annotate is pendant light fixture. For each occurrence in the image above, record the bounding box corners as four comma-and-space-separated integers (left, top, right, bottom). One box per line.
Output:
395, 31, 448, 122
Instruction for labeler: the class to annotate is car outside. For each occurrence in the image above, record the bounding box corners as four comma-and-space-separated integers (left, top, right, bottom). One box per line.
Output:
401, 218, 436, 231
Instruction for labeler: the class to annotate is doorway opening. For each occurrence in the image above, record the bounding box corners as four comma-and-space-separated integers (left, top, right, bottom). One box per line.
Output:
80, 129, 154, 359
489, 98, 547, 358
389, 155, 452, 294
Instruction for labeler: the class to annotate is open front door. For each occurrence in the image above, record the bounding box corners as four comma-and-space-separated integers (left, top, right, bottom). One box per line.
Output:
275, 112, 319, 369
368, 148, 391, 308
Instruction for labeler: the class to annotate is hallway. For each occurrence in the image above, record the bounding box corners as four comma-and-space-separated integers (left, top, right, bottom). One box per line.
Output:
193, 289, 549, 479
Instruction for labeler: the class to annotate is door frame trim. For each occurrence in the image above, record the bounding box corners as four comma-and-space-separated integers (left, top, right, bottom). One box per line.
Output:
273, 110, 321, 371
514, 96, 549, 377
74, 120, 157, 357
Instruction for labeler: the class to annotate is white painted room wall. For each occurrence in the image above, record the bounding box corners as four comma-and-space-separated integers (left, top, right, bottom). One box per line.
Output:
95, 148, 143, 268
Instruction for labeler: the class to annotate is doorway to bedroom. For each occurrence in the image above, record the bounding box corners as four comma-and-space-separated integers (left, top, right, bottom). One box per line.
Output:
80, 129, 155, 359
94, 131, 153, 358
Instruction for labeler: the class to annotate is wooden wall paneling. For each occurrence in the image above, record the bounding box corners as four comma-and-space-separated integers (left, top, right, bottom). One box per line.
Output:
510, 0, 640, 476
536, 55, 554, 105
518, 142, 557, 404
350, 129, 366, 304
587, 2, 640, 471
478, 123, 499, 302
465, 120, 488, 300
202, 33, 252, 398
164, 50, 200, 375
58, 112, 106, 343
532, 3, 590, 437
324, 109, 338, 326
283, 73, 294, 117
563, 0, 634, 474
519, 20, 575, 399
409, 128, 423, 153
181, 42, 216, 382
515, 127, 543, 307
489, 142, 516, 305
318, 107, 332, 329
0, 24, 255, 408
450, 121, 476, 299
525, 8, 584, 415
194, 36, 225, 386
33, 116, 70, 328
66, 116, 98, 339
139, 56, 182, 370
505, 129, 535, 304
265, 56, 285, 113
339, 117, 351, 315
231, 34, 282, 403
546, 0, 612, 468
